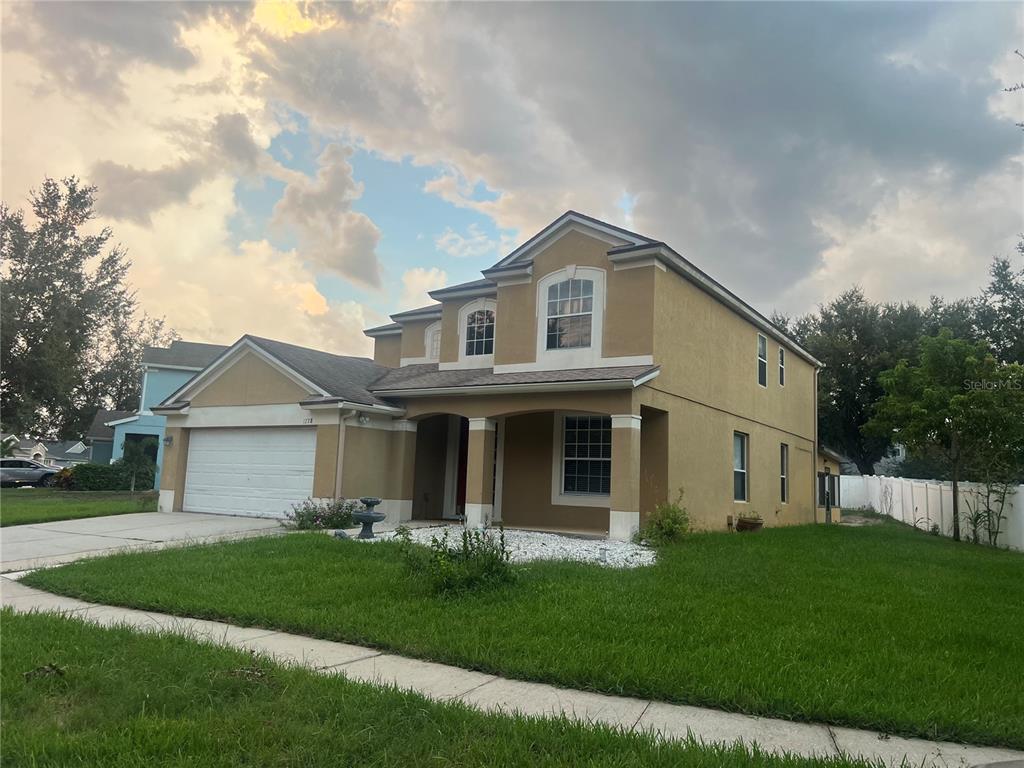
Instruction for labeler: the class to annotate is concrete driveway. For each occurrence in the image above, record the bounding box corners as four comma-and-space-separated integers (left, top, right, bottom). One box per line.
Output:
1, 512, 284, 573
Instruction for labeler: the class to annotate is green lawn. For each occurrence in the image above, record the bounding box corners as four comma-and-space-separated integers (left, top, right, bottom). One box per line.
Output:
1, 610, 875, 768
0, 488, 156, 526
23, 523, 1024, 749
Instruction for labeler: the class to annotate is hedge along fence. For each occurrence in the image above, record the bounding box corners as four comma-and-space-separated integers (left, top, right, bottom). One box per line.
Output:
841, 474, 1024, 552
62, 462, 156, 492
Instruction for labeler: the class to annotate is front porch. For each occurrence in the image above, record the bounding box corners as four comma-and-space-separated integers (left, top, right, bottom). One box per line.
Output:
405, 405, 668, 540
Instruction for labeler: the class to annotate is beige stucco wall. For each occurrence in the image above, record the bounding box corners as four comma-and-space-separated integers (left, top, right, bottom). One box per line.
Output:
399, 318, 435, 361
339, 425, 415, 501
312, 424, 340, 499
492, 229, 656, 366
651, 267, 815, 440
500, 413, 608, 533
638, 385, 815, 531
465, 425, 495, 506
189, 351, 310, 407
373, 336, 401, 368
159, 423, 190, 511
401, 390, 634, 421
439, 302, 461, 364
639, 407, 669, 524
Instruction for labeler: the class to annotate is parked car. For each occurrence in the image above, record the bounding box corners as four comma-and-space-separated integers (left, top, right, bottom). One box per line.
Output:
0, 458, 57, 487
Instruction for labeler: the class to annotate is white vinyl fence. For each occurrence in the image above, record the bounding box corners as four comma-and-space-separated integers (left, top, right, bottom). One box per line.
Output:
840, 475, 1024, 552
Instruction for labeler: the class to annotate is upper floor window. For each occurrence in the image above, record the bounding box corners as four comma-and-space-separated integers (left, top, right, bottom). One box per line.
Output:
778, 347, 786, 387
757, 334, 767, 387
425, 321, 442, 362
546, 278, 594, 350
465, 309, 495, 356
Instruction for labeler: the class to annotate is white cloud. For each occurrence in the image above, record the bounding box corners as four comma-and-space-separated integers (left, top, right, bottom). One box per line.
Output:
399, 267, 448, 311
435, 224, 499, 259
0, 9, 379, 355
272, 143, 382, 288
4, 0, 1022, 330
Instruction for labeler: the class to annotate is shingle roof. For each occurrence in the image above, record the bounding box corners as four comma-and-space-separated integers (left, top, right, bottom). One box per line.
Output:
143, 340, 229, 369
244, 337, 391, 406
86, 409, 135, 441
370, 363, 659, 394
390, 303, 443, 321
428, 278, 497, 299
0, 433, 42, 450
44, 440, 91, 461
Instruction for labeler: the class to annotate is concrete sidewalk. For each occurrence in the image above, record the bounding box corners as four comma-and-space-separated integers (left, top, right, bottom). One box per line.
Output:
2, 577, 1021, 768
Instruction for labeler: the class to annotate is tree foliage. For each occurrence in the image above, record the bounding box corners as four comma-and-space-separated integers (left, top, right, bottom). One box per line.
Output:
775, 242, 1024, 474
865, 331, 1024, 541
1, 177, 175, 439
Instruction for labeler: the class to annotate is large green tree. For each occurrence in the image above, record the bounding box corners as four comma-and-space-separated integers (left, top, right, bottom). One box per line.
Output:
775, 288, 928, 472
974, 246, 1024, 365
1, 177, 173, 438
865, 331, 1024, 541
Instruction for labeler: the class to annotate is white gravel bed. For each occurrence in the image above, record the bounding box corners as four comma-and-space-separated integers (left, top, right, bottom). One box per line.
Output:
355, 525, 656, 569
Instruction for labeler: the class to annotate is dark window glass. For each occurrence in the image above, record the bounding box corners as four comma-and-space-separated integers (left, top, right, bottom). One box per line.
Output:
780, 443, 789, 503
465, 309, 495, 356
546, 279, 594, 350
733, 432, 748, 501
562, 415, 611, 495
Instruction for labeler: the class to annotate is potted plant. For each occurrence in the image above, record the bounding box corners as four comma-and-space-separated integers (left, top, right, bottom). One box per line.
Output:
735, 511, 763, 532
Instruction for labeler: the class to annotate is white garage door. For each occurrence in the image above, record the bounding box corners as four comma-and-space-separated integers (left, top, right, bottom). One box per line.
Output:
183, 427, 315, 518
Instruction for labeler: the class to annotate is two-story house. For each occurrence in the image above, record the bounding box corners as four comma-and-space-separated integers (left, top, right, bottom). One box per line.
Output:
153, 212, 822, 538
107, 341, 227, 488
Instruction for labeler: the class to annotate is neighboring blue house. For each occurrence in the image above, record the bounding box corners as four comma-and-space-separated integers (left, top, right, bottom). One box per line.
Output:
108, 341, 227, 489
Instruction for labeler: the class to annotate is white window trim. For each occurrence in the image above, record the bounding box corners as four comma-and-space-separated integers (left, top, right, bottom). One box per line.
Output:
757, 334, 768, 389
425, 321, 442, 363
779, 347, 786, 387
550, 412, 611, 509
733, 431, 749, 503
455, 297, 496, 369
535, 266, 607, 372
780, 443, 789, 504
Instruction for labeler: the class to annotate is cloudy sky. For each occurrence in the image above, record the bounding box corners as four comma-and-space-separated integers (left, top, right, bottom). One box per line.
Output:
2, 1, 1021, 355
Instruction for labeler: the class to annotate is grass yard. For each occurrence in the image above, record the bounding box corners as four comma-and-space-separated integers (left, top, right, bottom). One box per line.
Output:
23, 522, 1024, 749
0, 610, 876, 768
0, 488, 156, 526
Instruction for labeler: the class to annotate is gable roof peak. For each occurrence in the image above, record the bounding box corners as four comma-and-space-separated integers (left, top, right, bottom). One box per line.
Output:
484, 211, 655, 274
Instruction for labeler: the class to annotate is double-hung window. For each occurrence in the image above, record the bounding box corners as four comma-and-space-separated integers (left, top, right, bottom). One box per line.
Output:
757, 334, 768, 387
562, 415, 611, 495
465, 309, 494, 356
546, 278, 594, 350
778, 347, 786, 386
780, 443, 789, 503
733, 432, 748, 502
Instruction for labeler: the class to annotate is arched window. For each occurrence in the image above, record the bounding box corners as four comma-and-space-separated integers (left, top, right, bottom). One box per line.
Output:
546, 278, 594, 349
424, 321, 442, 362
465, 309, 495, 356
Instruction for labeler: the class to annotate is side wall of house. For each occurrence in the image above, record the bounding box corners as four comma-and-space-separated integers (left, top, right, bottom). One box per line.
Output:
646, 267, 818, 531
